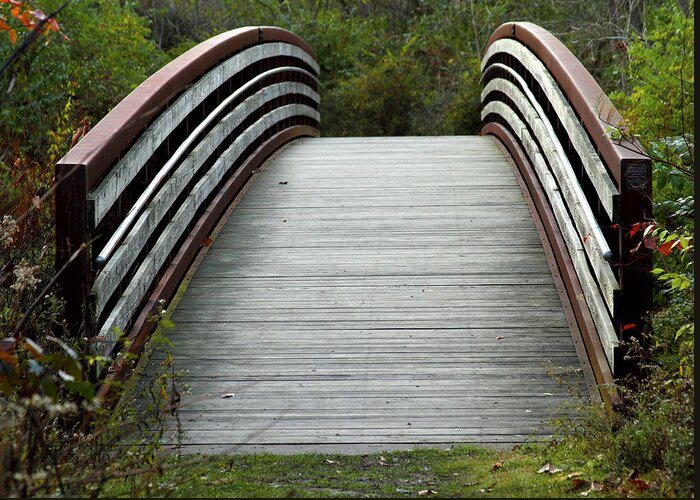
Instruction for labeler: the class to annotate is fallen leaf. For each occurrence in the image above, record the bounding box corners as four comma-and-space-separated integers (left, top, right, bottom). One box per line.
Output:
569, 478, 588, 491
538, 463, 563, 474
511, 444, 521, 451
418, 489, 437, 496
492, 460, 504, 471
221, 393, 235, 398
496, 336, 505, 340
566, 472, 583, 479
628, 478, 650, 492
325, 459, 337, 464
71, 128, 83, 147
201, 237, 213, 247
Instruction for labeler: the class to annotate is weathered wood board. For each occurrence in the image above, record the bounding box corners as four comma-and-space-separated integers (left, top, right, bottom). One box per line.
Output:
139, 136, 591, 454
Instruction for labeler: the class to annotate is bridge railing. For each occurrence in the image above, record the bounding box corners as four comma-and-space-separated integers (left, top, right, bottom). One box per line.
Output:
55, 27, 320, 372
480, 22, 652, 393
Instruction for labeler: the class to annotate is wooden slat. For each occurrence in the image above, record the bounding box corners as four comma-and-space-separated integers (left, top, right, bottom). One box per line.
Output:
96, 104, 319, 344
482, 39, 619, 219
88, 42, 317, 226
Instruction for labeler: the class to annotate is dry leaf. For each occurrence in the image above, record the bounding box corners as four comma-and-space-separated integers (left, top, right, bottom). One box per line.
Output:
511, 444, 521, 451
566, 472, 583, 479
496, 336, 505, 340
201, 237, 213, 247
221, 393, 235, 398
325, 459, 337, 464
538, 463, 563, 474
628, 478, 650, 492
418, 489, 437, 496
569, 478, 588, 491
492, 460, 504, 471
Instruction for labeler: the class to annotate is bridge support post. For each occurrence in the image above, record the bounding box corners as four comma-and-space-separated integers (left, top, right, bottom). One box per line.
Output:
55, 162, 91, 339
615, 159, 653, 377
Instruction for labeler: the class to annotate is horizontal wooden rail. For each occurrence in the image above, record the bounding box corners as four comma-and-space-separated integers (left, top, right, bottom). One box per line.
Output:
480, 22, 652, 387
55, 27, 320, 367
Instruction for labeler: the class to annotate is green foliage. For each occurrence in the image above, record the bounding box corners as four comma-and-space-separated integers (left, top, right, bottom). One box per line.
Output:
322, 36, 436, 136
0, 0, 166, 161
0, 321, 183, 496
650, 293, 694, 374
607, 1, 694, 373
569, 365, 694, 497
612, 4, 694, 146
610, 1, 694, 226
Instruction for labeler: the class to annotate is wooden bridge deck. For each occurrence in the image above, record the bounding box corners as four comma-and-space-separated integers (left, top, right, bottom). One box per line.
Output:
143, 136, 591, 454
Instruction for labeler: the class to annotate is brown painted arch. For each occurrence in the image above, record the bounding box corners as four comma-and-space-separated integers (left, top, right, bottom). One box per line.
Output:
484, 21, 648, 187
58, 26, 317, 189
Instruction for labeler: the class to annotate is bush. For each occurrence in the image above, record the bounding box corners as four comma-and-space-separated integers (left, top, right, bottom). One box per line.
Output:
0, 329, 183, 497
569, 364, 694, 497
0, 0, 166, 162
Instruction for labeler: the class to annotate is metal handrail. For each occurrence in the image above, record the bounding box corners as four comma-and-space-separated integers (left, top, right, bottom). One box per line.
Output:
95, 65, 317, 266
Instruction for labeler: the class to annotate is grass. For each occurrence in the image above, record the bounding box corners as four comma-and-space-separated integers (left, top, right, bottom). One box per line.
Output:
102, 439, 666, 498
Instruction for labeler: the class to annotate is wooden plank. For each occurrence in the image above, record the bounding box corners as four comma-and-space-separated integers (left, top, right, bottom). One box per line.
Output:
90, 83, 317, 319
137, 136, 589, 453
95, 104, 319, 342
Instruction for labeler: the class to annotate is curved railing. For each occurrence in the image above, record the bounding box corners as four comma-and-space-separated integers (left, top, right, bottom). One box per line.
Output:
55, 27, 320, 375
480, 22, 652, 399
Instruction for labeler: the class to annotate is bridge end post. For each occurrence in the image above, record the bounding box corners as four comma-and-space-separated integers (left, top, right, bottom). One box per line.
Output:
615, 157, 654, 377
55, 162, 91, 339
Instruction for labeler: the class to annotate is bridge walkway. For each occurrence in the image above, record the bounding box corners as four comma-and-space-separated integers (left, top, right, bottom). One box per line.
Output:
143, 136, 591, 454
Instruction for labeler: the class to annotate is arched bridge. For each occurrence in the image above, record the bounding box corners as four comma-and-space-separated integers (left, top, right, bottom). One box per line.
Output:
55, 23, 652, 453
